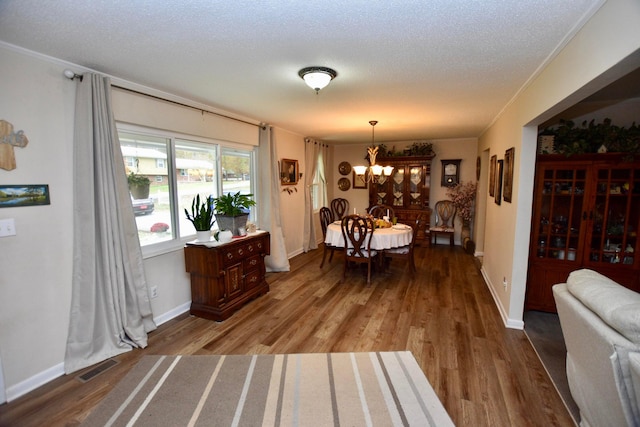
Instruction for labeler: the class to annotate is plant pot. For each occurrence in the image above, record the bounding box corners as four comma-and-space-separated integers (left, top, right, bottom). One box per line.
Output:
129, 183, 150, 199
196, 230, 211, 242
215, 213, 249, 236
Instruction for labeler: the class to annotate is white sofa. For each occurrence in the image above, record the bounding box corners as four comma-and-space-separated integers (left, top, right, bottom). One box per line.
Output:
553, 269, 640, 427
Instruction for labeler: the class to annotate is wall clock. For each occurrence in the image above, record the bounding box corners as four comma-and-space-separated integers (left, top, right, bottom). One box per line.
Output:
441, 159, 461, 187
338, 161, 352, 176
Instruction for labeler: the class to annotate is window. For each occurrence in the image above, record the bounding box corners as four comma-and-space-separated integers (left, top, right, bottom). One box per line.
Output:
118, 127, 255, 255
311, 150, 327, 210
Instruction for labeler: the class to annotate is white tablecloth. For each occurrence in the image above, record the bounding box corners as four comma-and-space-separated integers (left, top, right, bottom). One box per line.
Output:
325, 222, 412, 250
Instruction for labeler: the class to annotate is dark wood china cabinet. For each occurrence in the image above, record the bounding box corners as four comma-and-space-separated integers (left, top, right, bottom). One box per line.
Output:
526, 154, 640, 312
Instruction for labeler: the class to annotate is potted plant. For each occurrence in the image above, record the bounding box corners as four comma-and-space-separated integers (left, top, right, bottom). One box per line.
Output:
184, 194, 216, 242
128, 172, 151, 199
212, 191, 256, 236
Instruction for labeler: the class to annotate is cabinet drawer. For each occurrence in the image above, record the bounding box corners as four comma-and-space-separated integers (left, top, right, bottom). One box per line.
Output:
244, 268, 263, 290
244, 254, 262, 272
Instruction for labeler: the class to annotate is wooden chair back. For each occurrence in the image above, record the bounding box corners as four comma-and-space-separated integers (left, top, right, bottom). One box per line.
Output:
331, 198, 349, 220
341, 215, 377, 283
319, 207, 334, 237
368, 204, 395, 220
434, 200, 456, 228
341, 215, 374, 258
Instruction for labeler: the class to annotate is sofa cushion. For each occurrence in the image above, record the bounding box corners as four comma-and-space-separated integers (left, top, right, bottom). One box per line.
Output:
567, 269, 640, 344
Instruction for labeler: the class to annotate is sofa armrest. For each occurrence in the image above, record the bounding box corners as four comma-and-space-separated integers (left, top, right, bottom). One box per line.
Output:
553, 283, 640, 427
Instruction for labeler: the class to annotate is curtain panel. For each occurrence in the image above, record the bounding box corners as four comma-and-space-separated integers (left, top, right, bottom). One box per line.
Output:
65, 73, 156, 374
302, 137, 328, 251
257, 125, 290, 272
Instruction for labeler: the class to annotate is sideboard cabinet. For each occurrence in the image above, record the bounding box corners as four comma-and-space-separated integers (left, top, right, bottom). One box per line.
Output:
184, 231, 270, 321
526, 154, 640, 312
367, 155, 434, 240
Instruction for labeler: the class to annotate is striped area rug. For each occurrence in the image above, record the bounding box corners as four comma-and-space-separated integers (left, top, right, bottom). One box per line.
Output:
82, 351, 454, 426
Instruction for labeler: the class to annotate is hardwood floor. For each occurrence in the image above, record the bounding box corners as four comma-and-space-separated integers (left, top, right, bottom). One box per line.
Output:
0, 244, 574, 426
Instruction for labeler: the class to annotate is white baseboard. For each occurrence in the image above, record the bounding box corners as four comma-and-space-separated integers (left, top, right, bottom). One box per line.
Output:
480, 266, 524, 330
6, 361, 65, 403
153, 301, 191, 326
4, 302, 192, 403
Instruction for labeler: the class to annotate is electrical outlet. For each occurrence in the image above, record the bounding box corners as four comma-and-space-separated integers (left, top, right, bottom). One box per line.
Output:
150, 286, 158, 299
0, 218, 16, 237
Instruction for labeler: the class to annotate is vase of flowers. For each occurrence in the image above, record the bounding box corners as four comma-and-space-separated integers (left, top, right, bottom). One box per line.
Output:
446, 181, 477, 243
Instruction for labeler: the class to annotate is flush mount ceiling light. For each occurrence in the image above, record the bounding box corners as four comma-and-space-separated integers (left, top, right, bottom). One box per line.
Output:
298, 66, 337, 93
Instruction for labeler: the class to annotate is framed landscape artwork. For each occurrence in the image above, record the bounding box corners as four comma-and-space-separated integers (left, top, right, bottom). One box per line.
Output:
0, 184, 50, 208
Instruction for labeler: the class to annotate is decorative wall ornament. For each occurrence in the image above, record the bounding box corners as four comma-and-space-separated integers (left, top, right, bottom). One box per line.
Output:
0, 119, 29, 171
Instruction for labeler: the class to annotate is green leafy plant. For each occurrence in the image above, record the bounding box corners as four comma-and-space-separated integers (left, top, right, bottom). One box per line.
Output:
127, 172, 150, 186
212, 191, 256, 216
184, 194, 216, 231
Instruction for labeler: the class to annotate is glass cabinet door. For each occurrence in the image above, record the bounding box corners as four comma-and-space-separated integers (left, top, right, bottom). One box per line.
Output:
392, 168, 405, 207
533, 165, 588, 262
585, 166, 639, 267
409, 166, 423, 207
373, 174, 388, 205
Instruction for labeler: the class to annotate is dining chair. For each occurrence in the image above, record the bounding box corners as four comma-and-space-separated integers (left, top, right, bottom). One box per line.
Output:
430, 200, 456, 246
367, 204, 395, 220
319, 206, 342, 268
331, 198, 349, 220
413, 210, 431, 246
383, 214, 425, 276
341, 214, 378, 284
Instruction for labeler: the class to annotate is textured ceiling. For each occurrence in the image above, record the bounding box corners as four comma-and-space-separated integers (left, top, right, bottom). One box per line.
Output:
0, 0, 603, 143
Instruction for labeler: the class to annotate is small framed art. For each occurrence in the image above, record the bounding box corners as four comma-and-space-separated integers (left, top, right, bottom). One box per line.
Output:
352, 171, 367, 189
0, 184, 50, 208
489, 155, 497, 197
494, 159, 503, 205
280, 159, 298, 185
503, 147, 514, 203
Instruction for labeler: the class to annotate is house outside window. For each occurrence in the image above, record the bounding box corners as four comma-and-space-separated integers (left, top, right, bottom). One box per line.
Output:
118, 127, 255, 255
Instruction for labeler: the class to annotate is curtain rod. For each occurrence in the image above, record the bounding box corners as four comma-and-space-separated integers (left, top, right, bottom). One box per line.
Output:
111, 84, 261, 128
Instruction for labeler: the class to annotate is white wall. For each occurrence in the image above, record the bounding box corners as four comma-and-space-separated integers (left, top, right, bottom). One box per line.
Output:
478, 0, 640, 328
332, 138, 478, 245
0, 46, 76, 401
272, 127, 306, 258
0, 43, 310, 401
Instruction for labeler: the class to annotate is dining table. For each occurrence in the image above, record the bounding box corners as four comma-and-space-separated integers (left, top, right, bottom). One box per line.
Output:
324, 220, 413, 250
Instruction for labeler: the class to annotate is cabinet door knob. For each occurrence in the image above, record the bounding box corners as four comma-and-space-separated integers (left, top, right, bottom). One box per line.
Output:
582, 211, 587, 220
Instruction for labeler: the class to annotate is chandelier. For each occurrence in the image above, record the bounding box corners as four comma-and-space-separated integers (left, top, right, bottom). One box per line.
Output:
353, 121, 394, 182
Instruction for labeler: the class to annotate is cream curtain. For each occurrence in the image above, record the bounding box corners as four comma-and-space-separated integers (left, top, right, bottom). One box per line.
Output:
302, 138, 327, 251
257, 125, 290, 272
65, 73, 156, 374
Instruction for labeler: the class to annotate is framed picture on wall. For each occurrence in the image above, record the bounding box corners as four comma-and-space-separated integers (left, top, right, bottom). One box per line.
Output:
489, 155, 497, 197
0, 184, 50, 208
352, 171, 367, 189
494, 159, 503, 205
503, 147, 515, 203
280, 159, 298, 185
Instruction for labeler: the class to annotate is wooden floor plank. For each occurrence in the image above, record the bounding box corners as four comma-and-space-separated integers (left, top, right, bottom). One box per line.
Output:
0, 244, 575, 426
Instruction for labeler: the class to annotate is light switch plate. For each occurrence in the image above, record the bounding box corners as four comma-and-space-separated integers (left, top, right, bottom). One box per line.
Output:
0, 218, 16, 237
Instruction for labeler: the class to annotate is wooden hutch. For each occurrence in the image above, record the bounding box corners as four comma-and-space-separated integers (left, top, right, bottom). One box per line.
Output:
367, 155, 434, 240
525, 153, 640, 312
